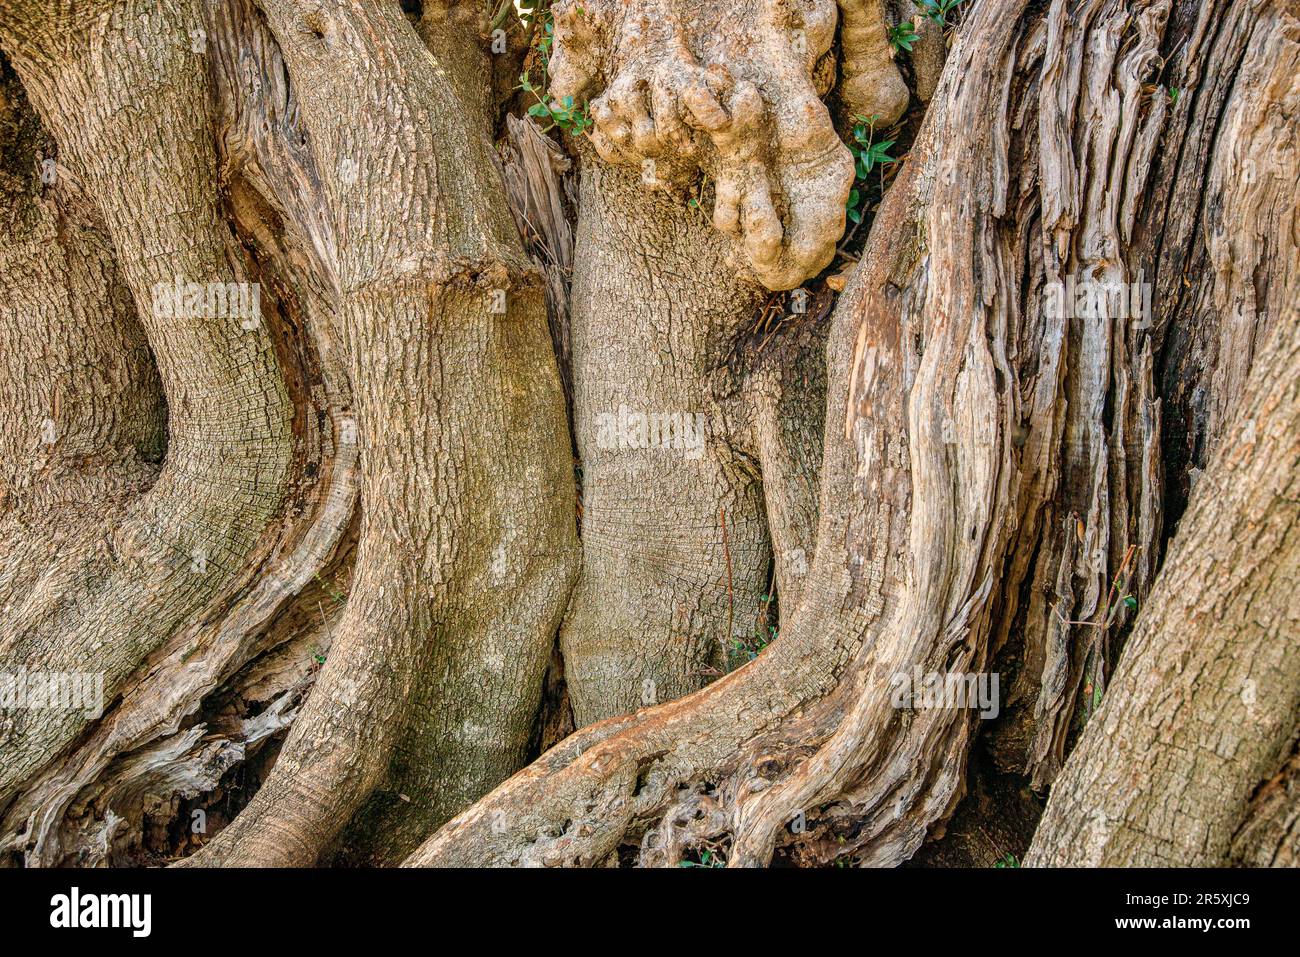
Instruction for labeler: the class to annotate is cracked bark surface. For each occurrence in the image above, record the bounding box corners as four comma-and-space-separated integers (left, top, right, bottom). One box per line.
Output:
0, 65, 164, 604
0, 0, 297, 846
559, 159, 772, 725
558, 155, 828, 726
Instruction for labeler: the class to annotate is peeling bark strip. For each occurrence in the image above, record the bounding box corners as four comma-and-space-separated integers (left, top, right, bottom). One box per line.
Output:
1027, 9, 1300, 865
1002, 0, 1299, 791
498, 114, 578, 423
995, 0, 1177, 790
408, 0, 1296, 868
1027, 295, 1300, 866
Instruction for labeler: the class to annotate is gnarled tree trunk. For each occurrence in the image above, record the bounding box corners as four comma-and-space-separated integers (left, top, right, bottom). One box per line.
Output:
0, 0, 1293, 870
408, 0, 1299, 868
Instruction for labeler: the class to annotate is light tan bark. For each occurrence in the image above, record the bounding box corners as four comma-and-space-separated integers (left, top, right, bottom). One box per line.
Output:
548, 0, 856, 290
0, 65, 164, 597
559, 159, 771, 724
0, 0, 1289, 870
183, 0, 578, 866
0, 0, 297, 841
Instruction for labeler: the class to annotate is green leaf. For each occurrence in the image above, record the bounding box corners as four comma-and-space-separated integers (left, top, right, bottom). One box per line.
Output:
888, 21, 920, 53
1123, 595, 1138, 611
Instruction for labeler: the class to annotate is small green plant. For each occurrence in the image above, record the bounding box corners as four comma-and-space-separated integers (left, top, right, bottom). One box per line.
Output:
725, 589, 777, 669
730, 623, 775, 664
1168, 86, 1181, 104
888, 19, 921, 53
535, 7, 555, 60
678, 848, 726, 868
1056, 543, 1141, 725
517, 9, 593, 136
1055, 543, 1140, 633
523, 87, 593, 135
686, 175, 711, 220
994, 853, 1019, 868
919, 0, 966, 27
846, 114, 897, 226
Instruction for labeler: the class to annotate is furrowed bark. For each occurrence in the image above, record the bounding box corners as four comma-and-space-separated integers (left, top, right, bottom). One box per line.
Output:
1026, 297, 1300, 866
0, 0, 296, 840
1026, 6, 1300, 866
992, 0, 1297, 792
184, 0, 577, 867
